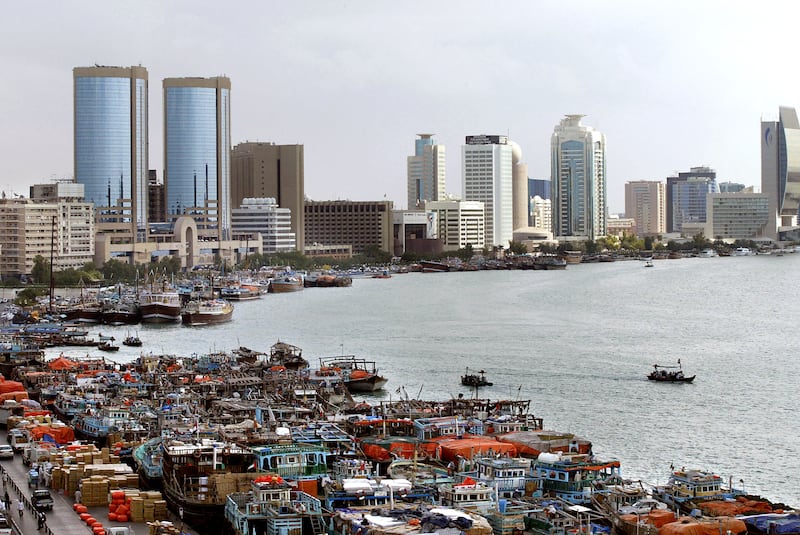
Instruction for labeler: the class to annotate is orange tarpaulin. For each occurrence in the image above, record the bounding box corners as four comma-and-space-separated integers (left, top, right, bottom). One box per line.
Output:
659, 517, 747, 535
0, 379, 25, 394
48, 356, 79, 370
620, 511, 677, 529
699, 498, 775, 517
435, 437, 517, 462
28, 425, 75, 444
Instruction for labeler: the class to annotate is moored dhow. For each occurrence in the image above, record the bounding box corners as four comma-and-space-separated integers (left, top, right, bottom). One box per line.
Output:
269, 275, 304, 293
139, 290, 182, 323
181, 299, 234, 326
161, 439, 259, 533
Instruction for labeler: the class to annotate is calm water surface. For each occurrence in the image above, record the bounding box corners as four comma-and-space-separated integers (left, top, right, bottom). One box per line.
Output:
52, 254, 800, 506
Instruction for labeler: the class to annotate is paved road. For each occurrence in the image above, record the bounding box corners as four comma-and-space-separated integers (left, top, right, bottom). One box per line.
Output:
0, 430, 199, 535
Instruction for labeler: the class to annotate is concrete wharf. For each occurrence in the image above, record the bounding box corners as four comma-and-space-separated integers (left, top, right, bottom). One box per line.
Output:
0, 431, 199, 535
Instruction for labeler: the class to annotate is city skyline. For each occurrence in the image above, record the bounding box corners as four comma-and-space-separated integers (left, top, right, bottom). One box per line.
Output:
3, 2, 800, 213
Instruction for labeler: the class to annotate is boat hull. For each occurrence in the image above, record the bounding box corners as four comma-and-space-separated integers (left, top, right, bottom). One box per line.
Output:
181, 310, 233, 326
140, 304, 182, 323
346, 375, 388, 392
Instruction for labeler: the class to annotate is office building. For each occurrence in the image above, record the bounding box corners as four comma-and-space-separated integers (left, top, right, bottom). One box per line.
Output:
606, 215, 636, 238
624, 180, 666, 236
407, 134, 446, 209
163, 76, 232, 241
551, 115, 607, 241
761, 106, 800, 239
424, 200, 486, 251
528, 178, 551, 200
231, 142, 304, 251
667, 167, 719, 234
148, 170, 166, 223
73, 65, 148, 241
392, 210, 439, 257
530, 195, 552, 233
463, 135, 513, 247
666, 166, 717, 233
0, 191, 94, 277
231, 198, 296, 254
304, 200, 393, 254
706, 193, 770, 240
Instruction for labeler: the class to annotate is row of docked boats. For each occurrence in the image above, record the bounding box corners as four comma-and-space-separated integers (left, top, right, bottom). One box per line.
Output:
0, 334, 792, 535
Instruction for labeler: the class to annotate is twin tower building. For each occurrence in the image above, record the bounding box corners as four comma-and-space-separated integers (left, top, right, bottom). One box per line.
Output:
408, 115, 606, 250
73, 65, 304, 264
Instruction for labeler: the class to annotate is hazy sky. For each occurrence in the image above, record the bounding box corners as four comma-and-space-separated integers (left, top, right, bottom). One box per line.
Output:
2, 1, 799, 213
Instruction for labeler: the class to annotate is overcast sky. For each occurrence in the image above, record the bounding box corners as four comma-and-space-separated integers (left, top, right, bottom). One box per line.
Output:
2, 1, 798, 213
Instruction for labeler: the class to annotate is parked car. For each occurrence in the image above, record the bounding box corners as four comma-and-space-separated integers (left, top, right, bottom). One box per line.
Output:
0, 513, 11, 535
0, 445, 13, 459
619, 498, 668, 515
31, 489, 53, 511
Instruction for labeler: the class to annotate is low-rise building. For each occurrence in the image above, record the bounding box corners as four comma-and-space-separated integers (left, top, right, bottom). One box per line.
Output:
231, 198, 296, 253
0, 190, 94, 277
705, 192, 770, 240
423, 200, 485, 251
304, 200, 393, 254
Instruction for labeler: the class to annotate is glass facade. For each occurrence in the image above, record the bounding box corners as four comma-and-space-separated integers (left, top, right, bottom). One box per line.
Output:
165, 83, 230, 239
74, 68, 148, 237
550, 116, 606, 240
75, 78, 131, 207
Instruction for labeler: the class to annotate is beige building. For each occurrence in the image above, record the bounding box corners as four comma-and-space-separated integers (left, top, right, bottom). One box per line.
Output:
95, 216, 260, 269
304, 200, 393, 255
625, 180, 666, 236
0, 195, 94, 277
231, 142, 304, 251
606, 216, 636, 238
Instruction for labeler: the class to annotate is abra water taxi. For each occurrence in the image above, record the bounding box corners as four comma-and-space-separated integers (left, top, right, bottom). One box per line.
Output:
647, 360, 695, 383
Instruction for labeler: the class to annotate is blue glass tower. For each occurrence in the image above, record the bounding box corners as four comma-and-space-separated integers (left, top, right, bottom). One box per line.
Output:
73, 66, 148, 240
163, 77, 231, 240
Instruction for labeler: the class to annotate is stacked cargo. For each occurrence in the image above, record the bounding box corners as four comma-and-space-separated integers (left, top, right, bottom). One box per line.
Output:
126, 490, 168, 522
147, 521, 182, 535
82, 475, 111, 507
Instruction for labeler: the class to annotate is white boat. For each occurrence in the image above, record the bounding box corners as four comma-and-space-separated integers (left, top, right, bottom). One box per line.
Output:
733, 247, 752, 256
698, 248, 718, 258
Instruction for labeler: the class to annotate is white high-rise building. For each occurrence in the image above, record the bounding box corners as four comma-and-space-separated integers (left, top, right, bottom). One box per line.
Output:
463, 135, 513, 247
407, 134, 446, 209
231, 198, 295, 254
551, 115, 606, 241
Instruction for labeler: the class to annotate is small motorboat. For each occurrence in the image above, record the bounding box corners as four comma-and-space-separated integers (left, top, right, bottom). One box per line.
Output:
647, 359, 694, 383
122, 333, 142, 347
461, 367, 493, 387
97, 341, 120, 352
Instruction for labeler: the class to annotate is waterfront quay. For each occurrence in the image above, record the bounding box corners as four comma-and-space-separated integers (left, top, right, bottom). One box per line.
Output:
0, 431, 197, 535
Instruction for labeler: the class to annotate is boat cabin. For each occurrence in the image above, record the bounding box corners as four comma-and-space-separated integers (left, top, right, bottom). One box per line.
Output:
531, 452, 621, 504
439, 478, 495, 511
251, 443, 329, 479
658, 469, 739, 503
472, 456, 532, 497
413, 415, 483, 440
